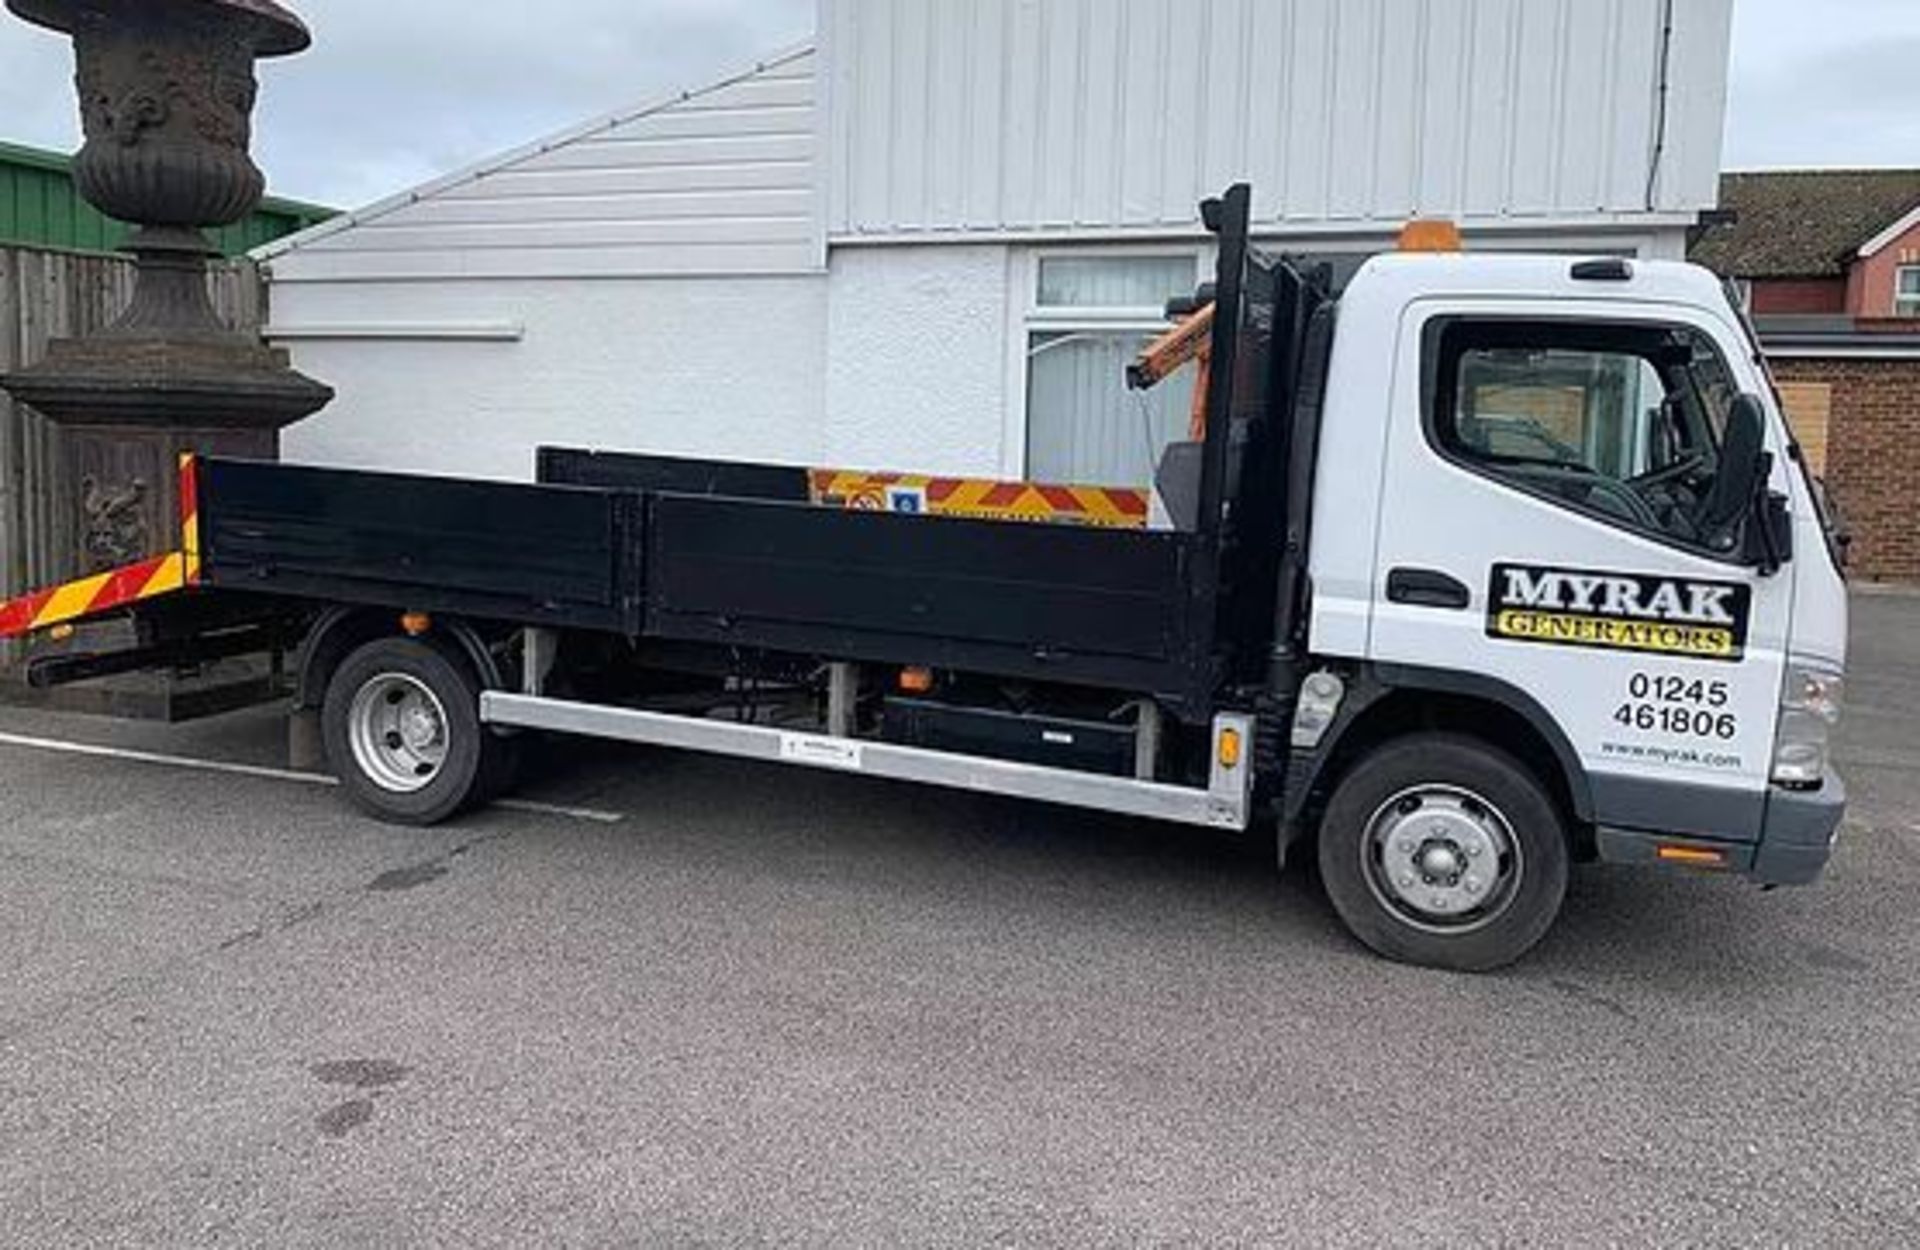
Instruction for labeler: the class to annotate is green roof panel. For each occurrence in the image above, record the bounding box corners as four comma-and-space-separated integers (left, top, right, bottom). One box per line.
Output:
0, 139, 335, 257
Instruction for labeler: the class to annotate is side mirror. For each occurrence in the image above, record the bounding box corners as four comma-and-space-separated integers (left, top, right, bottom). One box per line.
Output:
1699, 395, 1793, 574
1743, 487, 1794, 574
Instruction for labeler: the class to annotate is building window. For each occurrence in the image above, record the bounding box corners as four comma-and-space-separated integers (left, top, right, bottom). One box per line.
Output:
1025, 252, 1204, 487
1776, 381, 1832, 477
1896, 266, 1920, 318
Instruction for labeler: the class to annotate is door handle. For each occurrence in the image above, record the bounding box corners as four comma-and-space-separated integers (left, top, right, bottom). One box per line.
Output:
1387, 568, 1472, 611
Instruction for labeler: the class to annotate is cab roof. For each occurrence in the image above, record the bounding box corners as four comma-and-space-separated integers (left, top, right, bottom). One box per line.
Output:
1345, 252, 1737, 315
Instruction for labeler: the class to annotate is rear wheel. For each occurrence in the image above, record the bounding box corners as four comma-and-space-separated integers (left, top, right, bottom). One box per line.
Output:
1317, 733, 1569, 972
322, 636, 499, 826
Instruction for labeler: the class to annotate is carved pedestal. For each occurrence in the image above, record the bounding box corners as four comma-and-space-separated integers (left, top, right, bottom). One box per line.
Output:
68, 425, 266, 572
5, 424, 286, 721
1, 0, 324, 720
2, 260, 329, 718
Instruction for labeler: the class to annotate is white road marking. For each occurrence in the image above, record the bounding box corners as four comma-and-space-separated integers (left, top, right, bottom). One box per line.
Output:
0, 730, 333, 786
496, 799, 625, 825
0, 729, 624, 824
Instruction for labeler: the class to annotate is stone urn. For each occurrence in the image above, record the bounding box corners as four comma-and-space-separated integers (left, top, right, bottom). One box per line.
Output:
3, 0, 332, 439
61, 0, 305, 229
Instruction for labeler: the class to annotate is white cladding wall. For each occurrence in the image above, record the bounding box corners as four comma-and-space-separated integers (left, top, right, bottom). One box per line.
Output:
822, 244, 1012, 475
272, 226, 1689, 484
823, 0, 1732, 237
273, 253, 1010, 485
263, 49, 822, 282
277, 277, 828, 481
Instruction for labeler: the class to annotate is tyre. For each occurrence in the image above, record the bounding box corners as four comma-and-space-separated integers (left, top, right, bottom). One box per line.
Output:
321, 636, 500, 826
478, 731, 525, 804
1317, 733, 1569, 972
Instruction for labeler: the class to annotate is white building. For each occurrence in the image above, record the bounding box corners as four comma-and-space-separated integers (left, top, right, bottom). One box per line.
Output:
261, 0, 1736, 489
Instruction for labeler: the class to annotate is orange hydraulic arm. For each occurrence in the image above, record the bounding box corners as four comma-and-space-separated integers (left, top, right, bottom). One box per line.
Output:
1127, 301, 1216, 441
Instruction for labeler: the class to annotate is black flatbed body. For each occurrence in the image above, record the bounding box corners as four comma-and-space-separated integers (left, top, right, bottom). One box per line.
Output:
191, 189, 1331, 724
197, 452, 1214, 712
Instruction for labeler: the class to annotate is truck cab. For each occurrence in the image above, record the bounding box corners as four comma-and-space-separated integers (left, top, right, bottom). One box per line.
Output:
1289, 246, 1849, 966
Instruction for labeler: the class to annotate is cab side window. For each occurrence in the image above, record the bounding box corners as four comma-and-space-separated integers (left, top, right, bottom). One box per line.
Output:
1429, 320, 1739, 549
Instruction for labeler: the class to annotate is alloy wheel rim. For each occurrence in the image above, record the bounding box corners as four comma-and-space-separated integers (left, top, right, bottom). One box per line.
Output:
1360, 784, 1524, 935
347, 672, 450, 794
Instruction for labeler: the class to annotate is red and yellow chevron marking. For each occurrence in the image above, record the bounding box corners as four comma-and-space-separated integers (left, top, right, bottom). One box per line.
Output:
179, 452, 202, 586
0, 552, 189, 640
0, 454, 202, 641
809, 470, 1150, 530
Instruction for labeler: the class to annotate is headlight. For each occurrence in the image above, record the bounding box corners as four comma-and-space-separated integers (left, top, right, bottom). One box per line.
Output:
1773, 663, 1844, 789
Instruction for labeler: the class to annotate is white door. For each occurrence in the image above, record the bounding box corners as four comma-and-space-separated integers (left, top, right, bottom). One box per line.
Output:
1368, 299, 1794, 837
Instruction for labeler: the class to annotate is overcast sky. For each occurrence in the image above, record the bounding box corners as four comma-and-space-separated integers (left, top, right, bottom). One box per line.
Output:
0, 0, 1912, 210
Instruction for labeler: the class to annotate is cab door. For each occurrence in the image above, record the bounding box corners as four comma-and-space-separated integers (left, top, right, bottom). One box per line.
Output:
1367, 299, 1793, 840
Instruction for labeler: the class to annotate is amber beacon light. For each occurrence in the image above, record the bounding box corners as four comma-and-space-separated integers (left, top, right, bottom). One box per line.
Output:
1398, 219, 1465, 253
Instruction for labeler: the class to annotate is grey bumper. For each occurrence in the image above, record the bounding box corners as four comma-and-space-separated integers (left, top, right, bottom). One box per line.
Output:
1594, 771, 1846, 887
1749, 771, 1847, 887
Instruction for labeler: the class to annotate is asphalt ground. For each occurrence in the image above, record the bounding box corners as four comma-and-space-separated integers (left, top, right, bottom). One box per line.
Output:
1, 592, 1916, 1246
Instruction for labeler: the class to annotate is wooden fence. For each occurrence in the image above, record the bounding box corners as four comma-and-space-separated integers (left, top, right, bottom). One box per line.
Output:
0, 244, 266, 604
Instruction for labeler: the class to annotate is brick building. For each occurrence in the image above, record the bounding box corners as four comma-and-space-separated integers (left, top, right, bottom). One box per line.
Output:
1692, 170, 1920, 582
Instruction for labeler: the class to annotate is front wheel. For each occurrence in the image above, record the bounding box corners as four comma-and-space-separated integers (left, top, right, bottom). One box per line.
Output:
1317, 734, 1569, 972
322, 636, 500, 826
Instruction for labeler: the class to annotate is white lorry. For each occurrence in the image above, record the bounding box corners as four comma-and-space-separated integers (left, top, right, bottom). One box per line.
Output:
2, 186, 1850, 970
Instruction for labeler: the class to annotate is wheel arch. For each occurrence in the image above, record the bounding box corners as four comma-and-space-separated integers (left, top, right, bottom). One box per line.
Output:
296, 607, 509, 711
1284, 665, 1595, 861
